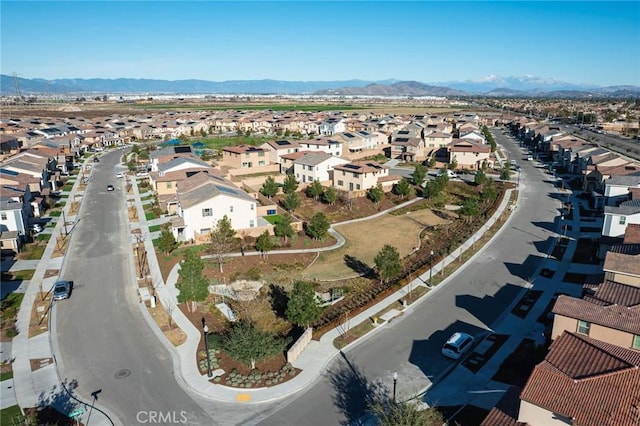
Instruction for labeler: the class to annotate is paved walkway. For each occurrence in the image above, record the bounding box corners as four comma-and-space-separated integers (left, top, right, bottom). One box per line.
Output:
5, 152, 539, 424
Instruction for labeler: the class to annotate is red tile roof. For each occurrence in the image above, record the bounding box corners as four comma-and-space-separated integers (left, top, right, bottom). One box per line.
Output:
624, 224, 640, 244
552, 294, 640, 334
480, 386, 528, 426
521, 332, 640, 426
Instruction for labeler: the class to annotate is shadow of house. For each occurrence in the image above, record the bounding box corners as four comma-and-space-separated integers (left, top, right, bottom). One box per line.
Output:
504, 254, 548, 281
455, 283, 526, 327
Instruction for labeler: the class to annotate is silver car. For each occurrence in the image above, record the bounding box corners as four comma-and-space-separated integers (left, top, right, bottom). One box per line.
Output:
52, 280, 72, 301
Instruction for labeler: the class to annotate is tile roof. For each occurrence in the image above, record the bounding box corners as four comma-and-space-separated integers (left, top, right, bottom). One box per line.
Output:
293, 151, 334, 167
604, 199, 640, 216
177, 173, 254, 209
624, 224, 640, 244
521, 332, 640, 426
588, 280, 640, 307
604, 245, 640, 277
480, 386, 528, 426
552, 294, 640, 334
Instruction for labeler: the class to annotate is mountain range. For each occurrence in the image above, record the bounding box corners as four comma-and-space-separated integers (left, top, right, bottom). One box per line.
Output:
1, 74, 638, 98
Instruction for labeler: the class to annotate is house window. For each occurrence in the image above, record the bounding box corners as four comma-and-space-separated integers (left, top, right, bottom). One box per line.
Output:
230, 206, 234, 213
258, 151, 264, 157
259, 161, 265, 166
166, 182, 173, 189
308, 175, 313, 182
619, 216, 626, 225
349, 182, 354, 191
577, 320, 590, 335
0, 213, 6, 220
356, 184, 361, 190
633, 335, 640, 350
200, 228, 210, 234
251, 204, 255, 211
249, 220, 255, 228
267, 209, 276, 215
202, 208, 212, 217
337, 180, 343, 186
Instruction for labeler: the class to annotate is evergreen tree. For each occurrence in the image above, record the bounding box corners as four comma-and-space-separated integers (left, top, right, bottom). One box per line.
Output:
367, 184, 384, 206
260, 176, 279, 198
412, 163, 427, 185
306, 180, 324, 201
274, 214, 295, 243
393, 178, 413, 199
374, 244, 401, 284
208, 215, 236, 272
306, 212, 330, 240
283, 192, 301, 212
322, 186, 338, 205
282, 174, 299, 195
255, 230, 275, 259
285, 281, 322, 328
176, 250, 209, 312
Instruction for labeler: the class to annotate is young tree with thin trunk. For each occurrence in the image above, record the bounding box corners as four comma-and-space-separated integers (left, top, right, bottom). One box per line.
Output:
393, 178, 412, 199
283, 174, 299, 195
323, 186, 338, 205
208, 215, 236, 272
283, 191, 301, 212
285, 281, 321, 328
367, 183, 384, 206
306, 212, 330, 240
255, 230, 275, 259
412, 163, 427, 185
260, 176, 279, 198
306, 180, 324, 201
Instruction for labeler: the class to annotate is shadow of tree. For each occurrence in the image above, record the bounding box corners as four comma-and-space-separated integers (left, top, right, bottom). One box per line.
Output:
328, 351, 387, 425
343, 255, 372, 276
268, 283, 288, 318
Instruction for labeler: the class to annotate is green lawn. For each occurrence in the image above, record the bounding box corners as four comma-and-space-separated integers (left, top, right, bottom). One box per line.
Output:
0, 370, 13, 381
148, 224, 161, 232
48, 211, 62, 217
1, 405, 23, 426
5, 270, 35, 281
145, 212, 156, 220
263, 214, 282, 225
24, 245, 45, 260
36, 234, 52, 242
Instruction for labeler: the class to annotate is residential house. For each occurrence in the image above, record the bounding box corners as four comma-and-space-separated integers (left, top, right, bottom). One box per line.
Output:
339, 131, 377, 152
603, 174, 640, 206
603, 199, 640, 238
149, 145, 199, 172
221, 144, 270, 170
172, 173, 257, 242
551, 281, 640, 348
459, 130, 485, 144
293, 152, 349, 184
0, 197, 29, 247
448, 140, 492, 170
318, 117, 345, 136
602, 244, 640, 288
389, 137, 425, 162
0, 134, 21, 155
333, 161, 398, 195
297, 138, 343, 157
518, 331, 640, 426
259, 140, 300, 164
424, 132, 453, 157
1, 149, 55, 189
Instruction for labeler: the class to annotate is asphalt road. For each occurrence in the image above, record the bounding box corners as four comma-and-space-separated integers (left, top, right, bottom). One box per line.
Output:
562, 125, 640, 161
52, 150, 216, 425
253, 130, 561, 426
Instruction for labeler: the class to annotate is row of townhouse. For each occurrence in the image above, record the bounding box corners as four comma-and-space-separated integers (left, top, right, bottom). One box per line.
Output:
0, 144, 67, 250
482, 223, 640, 426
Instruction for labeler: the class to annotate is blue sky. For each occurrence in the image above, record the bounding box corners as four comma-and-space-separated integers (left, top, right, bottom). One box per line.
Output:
1, 1, 639, 86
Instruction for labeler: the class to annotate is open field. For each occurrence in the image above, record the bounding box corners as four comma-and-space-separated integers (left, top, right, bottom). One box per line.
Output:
303, 208, 449, 281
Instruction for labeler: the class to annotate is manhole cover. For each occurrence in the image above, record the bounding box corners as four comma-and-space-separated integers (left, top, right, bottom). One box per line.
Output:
114, 369, 131, 379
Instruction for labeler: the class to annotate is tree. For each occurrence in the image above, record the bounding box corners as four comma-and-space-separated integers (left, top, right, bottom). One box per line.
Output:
450, 156, 458, 170
393, 178, 413, 199
474, 169, 488, 186
412, 163, 427, 185
322, 186, 338, 205
306, 212, 330, 240
374, 244, 401, 284
282, 174, 299, 195
274, 214, 295, 243
459, 197, 480, 217
427, 156, 436, 168
500, 163, 512, 181
220, 320, 289, 369
176, 250, 209, 313
283, 192, 301, 212
208, 215, 236, 272
255, 230, 275, 259
306, 180, 324, 201
157, 224, 178, 254
480, 183, 498, 201
285, 281, 322, 328
260, 176, 279, 198
367, 184, 384, 206
369, 399, 444, 426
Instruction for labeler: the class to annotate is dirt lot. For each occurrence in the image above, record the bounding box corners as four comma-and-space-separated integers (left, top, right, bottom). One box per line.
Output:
304, 207, 450, 280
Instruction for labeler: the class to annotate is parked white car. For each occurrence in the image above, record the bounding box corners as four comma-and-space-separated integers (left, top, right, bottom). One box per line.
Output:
116, 172, 124, 178
442, 332, 474, 360
436, 169, 458, 178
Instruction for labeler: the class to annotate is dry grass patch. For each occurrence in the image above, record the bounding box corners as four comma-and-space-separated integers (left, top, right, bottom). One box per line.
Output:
29, 293, 52, 337
147, 304, 187, 346
304, 209, 449, 281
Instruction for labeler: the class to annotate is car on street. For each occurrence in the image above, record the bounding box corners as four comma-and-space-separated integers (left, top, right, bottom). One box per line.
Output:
53, 280, 72, 300
106, 184, 115, 191
116, 172, 124, 178
29, 223, 43, 233
442, 332, 474, 360
436, 169, 458, 178
93, 157, 100, 163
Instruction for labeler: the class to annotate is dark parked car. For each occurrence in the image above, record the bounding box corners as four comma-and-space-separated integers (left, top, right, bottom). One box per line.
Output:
106, 184, 114, 191
52, 280, 72, 300
93, 157, 100, 163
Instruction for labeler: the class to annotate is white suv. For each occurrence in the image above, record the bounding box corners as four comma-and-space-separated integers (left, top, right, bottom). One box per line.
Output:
442, 332, 474, 360
436, 169, 458, 178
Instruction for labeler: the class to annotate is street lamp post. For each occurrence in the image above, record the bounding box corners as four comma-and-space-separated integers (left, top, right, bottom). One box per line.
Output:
560, 215, 565, 238
429, 250, 434, 285
203, 323, 212, 377
392, 371, 398, 403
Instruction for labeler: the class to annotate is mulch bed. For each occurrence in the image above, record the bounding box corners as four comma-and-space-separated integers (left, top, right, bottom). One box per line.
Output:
511, 290, 543, 319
